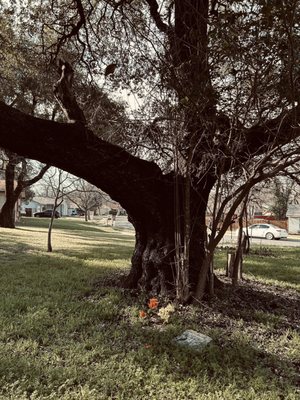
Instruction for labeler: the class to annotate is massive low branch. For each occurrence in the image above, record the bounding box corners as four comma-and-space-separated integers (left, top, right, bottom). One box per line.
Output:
243, 109, 300, 156
215, 107, 300, 175
0, 101, 167, 218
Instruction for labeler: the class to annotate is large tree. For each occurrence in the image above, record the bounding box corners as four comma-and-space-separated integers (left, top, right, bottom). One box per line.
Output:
1, 0, 300, 300
0, 152, 49, 228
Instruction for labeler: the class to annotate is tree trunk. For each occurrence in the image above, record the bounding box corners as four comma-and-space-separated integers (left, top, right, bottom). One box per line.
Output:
47, 215, 54, 252
194, 250, 214, 301
0, 157, 20, 228
0, 154, 49, 229
230, 198, 249, 286
0, 200, 16, 228
123, 219, 207, 296
122, 178, 210, 297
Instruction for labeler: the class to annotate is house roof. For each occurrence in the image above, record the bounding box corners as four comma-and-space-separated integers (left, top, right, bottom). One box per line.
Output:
33, 196, 56, 205
32, 196, 70, 206
105, 200, 122, 210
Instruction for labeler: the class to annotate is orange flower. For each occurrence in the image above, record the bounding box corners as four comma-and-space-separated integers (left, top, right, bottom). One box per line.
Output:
148, 298, 159, 309
139, 310, 147, 318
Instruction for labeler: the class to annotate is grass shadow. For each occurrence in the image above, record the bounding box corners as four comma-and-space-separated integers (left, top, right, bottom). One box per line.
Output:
215, 247, 300, 289
17, 217, 109, 234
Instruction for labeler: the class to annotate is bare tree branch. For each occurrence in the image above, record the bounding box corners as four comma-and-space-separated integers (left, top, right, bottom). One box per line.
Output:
53, 0, 86, 59
22, 164, 50, 187
144, 0, 171, 33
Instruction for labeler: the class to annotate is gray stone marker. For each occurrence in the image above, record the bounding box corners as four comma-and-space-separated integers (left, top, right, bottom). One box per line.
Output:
174, 329, 212, 351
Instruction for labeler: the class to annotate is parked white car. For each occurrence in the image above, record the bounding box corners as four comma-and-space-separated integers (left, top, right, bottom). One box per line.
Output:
242, 224, 288, 240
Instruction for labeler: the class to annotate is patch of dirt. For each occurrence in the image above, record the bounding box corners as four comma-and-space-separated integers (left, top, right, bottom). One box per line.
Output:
210, 275, 300, 331
90, 271, 300, 333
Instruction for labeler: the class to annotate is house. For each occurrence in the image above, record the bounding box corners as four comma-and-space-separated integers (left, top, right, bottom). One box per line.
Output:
98, 200, 126, 216
0, 180, 23, 221
21, 196, 70, 217
286, 204, 300, 234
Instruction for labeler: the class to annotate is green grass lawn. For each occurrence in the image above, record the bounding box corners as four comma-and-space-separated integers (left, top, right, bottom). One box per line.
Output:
215, 245, 300, 291
0, 218, 299, 399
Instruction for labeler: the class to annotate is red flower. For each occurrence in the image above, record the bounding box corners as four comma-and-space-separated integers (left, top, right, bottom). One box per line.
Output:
139, 310, 147, 318
148, 298, 159, 309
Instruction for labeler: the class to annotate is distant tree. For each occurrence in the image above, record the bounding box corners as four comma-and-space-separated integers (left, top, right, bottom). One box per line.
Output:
23, 187, 35, 204
0, 152, 49, 228
270, 178, 294, 220
40, 168, 73, 252
67, 179, 106, 222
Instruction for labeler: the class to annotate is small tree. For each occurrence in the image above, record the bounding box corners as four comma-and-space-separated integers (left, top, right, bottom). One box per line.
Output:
39, 168, 73, 252
67, 178, 106, 222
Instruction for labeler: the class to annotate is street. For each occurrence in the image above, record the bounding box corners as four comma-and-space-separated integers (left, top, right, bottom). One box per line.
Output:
113, 217, 300, 247
221, 232, 300, 247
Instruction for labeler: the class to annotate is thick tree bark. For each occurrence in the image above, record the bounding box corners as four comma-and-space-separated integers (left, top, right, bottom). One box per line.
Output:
123, 178, 212, 295
0, 205, 15, 227
0, 154, 21, 228
0, 200, 17, 228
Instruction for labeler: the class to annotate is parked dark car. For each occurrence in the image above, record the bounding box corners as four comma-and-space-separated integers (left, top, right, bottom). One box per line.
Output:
70, 209, 85, 216
34, 209, 60, 218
